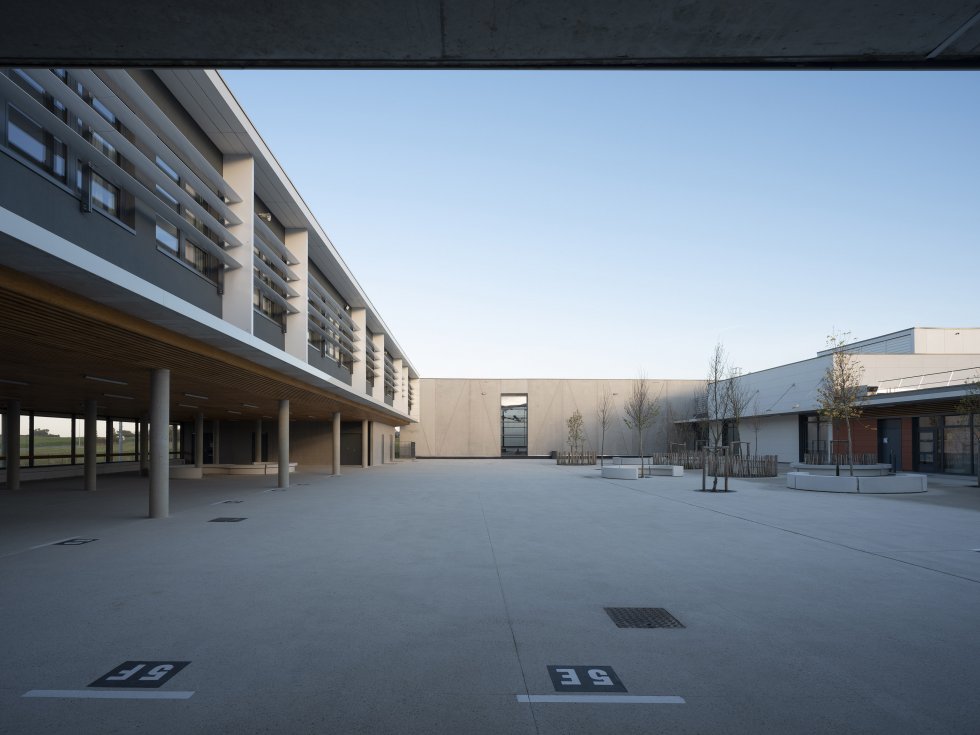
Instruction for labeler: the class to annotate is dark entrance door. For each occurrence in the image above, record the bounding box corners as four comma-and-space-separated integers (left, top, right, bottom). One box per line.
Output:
340, 422, 362, 465
203, 432, 214, 464
916, 426, 939, 472
878, 419, 902, 471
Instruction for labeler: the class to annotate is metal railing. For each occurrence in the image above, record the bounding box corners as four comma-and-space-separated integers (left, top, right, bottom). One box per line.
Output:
875, 366, 980, 394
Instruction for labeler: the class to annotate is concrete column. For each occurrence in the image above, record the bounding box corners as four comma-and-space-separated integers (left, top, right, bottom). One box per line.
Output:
194, 412, 204, 468
149, 368, 170, 519
5, 400, 21, 490
351, 308, 367, 395
361, 419, 369, 469
222, 154, 255, 334
84, 399, 97, 492
284, 228, 309, 360
277, 399, 289, 489
213, 420, 220, 464
139, 418, 149, 476
254, 418, 262, 463
332, 411, 341, 476
371, 333, 385, 402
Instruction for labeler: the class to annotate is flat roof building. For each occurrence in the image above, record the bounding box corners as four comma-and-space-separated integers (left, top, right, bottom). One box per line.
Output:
0, 68, 419, 514
401, 329, 980, 477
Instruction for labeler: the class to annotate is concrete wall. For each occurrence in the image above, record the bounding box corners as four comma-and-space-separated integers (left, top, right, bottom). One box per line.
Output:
401, 378, 702, 458
745, 414, 800, 463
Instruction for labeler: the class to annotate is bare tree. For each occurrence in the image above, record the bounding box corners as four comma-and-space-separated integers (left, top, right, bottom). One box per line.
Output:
816, 331, 865, 477
956, 373, 980, 488
724, 366, 753, 455
595, 385, 614, 467
623, 373, 661, 477
566, 409, 584, 454
706, 342, 730, 490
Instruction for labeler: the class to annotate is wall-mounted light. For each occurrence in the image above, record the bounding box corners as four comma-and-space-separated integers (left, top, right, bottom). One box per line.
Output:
0, 378, 29, 386
104, 393, 134, 400
178, 404, 198, 409
257, 212, 272, 222
184, 393, 209, 400
242, 403, 258, 409
227, 410, 242, 415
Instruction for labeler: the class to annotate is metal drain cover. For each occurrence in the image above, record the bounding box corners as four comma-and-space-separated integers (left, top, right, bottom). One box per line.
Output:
604, 607, 685, 629
209, 517, 247, 523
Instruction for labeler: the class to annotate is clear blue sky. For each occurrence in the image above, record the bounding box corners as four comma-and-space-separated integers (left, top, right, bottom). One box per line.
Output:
222, 70, 978, 379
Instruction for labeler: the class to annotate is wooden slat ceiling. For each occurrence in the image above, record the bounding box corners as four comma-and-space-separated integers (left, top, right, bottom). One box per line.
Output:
0, 267, 406, 426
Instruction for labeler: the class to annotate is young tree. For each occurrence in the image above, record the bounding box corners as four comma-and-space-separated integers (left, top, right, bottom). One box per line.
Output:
595, 385, 614, 467
749, 397, 765, 457
706, 342, 730, 490
623, 373, 661, 477
956, 373, 980, 488
816, 332, 865, 477
724, 366, 753, 455
566, 409, 584, 454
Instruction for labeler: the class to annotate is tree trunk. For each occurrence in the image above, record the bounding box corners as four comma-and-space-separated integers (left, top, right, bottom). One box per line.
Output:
846, 418, 854, 477
711, 446, 719, 491
600, 428, 605, 467
638, 431, 644, 478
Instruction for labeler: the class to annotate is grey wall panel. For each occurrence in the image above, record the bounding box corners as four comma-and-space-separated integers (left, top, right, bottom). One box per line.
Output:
307, 345, 353, 385
253, 311, 285, 349
0, 152, 221, 315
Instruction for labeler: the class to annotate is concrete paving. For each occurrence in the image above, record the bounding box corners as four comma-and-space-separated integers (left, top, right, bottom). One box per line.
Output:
1, 460, 979, 734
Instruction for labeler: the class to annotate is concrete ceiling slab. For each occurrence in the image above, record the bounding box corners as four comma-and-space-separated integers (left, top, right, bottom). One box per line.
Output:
2, 1, 979, 68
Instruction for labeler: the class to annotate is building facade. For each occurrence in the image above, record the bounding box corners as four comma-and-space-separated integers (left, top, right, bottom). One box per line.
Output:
402, 328, 980, 476
0, 68, 419, 515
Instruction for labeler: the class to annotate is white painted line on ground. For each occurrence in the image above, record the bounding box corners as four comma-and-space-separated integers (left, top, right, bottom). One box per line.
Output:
32, 538, 78, 549
516, 695, 685, 704
23, 690, 195, 700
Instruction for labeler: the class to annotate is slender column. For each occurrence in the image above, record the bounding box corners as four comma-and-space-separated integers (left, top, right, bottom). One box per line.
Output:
284, 228, 309, 359
222, 154, 255, 334
139, 418, 149, 476
351, 308, 367, 394
84, 399, 97, 492
213, 420, 220, 464
368, 421, 376, 466
332, 411, 341, 476
254, 418, 262, 463
149, 368, 170, 519
194, 412, 204, 468
361, 419, 369, 469
5, 400, 21, 490
277, 399, 289, 489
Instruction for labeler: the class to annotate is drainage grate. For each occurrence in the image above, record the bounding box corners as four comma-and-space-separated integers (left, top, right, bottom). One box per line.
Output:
604, 607, 685, 629
221, 500, 244, 504
54, 538, 98, 546
209, 517, 246, 523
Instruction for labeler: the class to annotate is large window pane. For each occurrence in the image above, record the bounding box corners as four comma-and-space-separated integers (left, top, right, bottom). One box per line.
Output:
156, 217, 179, 252
501, 394, 528, 456
943, 425, 972, 474
33, 415, 74, 466
111, 420, 138, 462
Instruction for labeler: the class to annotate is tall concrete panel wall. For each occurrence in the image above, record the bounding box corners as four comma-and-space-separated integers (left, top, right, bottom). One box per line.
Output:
401, 378, 702, 458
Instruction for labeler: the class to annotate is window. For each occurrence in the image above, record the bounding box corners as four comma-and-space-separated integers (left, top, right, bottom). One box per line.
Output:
155, 216, 179, 252
151, 157, 221, 284
6, 105, 67, 182
501, 395, 528, 456
307, 268, 354, 372
254, 248, 291, 327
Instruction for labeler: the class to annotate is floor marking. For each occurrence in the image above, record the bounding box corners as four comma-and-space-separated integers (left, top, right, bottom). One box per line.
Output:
517, 694, 684, 704
23, 690, 194, 700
